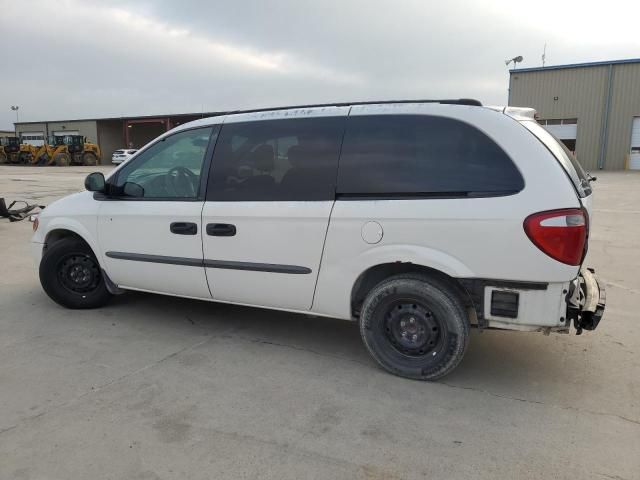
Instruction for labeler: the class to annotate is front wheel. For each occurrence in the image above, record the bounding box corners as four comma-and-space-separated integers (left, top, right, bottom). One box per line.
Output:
359, 274, 470, 380
39, 238, 112, 309
82, 152, 98, 166
53, 152, 71, 166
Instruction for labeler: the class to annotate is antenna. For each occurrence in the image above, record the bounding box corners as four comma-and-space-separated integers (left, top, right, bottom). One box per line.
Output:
542, 43, 547, 67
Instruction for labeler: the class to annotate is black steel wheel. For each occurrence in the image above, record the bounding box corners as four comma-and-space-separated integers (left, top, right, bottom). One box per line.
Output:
57, 253, 101, 294
359, 273, 469, 380
383, 301, 446, 357
39, 237, 112, 309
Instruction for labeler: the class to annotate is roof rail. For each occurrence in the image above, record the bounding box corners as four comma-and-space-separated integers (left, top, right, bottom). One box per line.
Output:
223, 98, 482, 116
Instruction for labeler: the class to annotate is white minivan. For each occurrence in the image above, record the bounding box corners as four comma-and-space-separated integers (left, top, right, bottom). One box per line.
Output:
32, 100, 605, 380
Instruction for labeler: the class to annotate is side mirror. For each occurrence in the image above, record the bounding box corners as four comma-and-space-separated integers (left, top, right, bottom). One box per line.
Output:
123, 182, 144, 198
85, 172, 106, 192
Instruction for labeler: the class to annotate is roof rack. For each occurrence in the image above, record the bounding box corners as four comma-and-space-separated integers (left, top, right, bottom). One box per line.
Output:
223, 98, 482, 116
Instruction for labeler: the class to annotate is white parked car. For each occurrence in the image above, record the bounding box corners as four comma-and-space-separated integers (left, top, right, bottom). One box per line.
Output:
31, 100, 605, 380
111, 149, 138, 164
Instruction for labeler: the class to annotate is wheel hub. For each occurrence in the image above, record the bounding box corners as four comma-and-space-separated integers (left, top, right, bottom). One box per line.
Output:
385, 303, 441, 356
58, 254, 100, 294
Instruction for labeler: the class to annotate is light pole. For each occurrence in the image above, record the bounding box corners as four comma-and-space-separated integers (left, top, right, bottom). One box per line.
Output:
10, 106, 19, 134
505, 55, 523, 70
505, 56, 523, 106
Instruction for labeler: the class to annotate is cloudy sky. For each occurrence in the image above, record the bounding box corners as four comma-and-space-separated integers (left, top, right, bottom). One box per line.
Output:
1, 0, 639, 129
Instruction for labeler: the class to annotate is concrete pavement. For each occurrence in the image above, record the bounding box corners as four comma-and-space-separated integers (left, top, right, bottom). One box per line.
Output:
0, 166, 638, 479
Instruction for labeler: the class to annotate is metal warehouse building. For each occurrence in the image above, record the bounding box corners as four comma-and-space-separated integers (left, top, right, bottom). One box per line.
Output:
509, 58, 640, 170
13, 111, 222, 165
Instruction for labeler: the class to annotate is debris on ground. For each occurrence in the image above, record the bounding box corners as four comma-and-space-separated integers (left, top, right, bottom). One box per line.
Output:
0, 197, 45, 222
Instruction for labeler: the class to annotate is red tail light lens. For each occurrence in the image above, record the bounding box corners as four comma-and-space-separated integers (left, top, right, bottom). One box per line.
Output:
523, 208, 587, 266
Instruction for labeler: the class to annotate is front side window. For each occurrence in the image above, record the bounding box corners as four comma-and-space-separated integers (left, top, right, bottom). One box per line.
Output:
208, 117, 345, 201
114, 127, 213, 199
338, 115, 524, 196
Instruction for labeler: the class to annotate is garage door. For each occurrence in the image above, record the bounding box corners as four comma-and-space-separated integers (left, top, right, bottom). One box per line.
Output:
630, 117, 640, 170
20, 131, 45, 146
539, 119, 578, 153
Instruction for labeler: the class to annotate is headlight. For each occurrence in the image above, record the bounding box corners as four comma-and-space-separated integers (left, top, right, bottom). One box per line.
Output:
30, 214, 39, 231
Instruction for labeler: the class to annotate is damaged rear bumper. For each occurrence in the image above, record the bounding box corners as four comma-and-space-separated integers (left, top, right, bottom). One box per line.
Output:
567, 268, 606, 334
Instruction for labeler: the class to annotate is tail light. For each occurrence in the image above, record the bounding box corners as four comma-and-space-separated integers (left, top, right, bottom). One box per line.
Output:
523, 208, 588, 266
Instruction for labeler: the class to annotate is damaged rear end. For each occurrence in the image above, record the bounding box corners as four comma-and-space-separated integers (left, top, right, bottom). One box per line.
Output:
516, 110, 606, 334
567, 268, 606, 334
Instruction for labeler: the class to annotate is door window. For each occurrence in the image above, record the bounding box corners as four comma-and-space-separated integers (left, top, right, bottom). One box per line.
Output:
338, 115, 524, 196
208, 117, 345, 201
114, 127, 213, 199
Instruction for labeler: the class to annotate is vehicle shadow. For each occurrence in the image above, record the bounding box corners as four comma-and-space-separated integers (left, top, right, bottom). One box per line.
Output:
107, 291, 577, 393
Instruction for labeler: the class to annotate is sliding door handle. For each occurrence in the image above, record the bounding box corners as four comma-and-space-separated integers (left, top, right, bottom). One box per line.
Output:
206, 223, 236, 236
170, 222, 198, 235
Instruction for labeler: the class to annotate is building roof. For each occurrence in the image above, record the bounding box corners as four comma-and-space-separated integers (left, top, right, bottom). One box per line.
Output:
14, 111, 226, 126
509, 57, 640, 74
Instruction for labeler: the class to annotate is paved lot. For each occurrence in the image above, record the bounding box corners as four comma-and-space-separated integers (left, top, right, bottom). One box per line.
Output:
0, 165, 639, 480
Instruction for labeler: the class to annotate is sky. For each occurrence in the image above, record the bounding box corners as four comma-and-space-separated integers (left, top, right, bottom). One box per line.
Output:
1, 0, 639, 129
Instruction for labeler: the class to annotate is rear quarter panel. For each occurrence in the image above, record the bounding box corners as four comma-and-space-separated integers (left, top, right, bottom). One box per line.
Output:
312, 104, 582, 320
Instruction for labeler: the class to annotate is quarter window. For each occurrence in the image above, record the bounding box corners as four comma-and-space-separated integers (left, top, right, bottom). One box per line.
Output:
337, 115, 524, 196
114, 127, 213, 199
208, 117, 345, 201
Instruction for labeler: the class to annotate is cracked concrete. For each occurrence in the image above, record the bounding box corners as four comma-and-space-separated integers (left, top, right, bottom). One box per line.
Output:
0, 167, 639, 479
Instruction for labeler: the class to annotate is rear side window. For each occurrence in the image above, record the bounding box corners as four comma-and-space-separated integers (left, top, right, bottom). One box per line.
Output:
522, 121, 591, 198
208, 117, 345, 201
337, 115, 524, 196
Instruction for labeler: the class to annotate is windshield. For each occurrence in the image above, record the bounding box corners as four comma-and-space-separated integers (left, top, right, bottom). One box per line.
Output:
522, 120, 592, 198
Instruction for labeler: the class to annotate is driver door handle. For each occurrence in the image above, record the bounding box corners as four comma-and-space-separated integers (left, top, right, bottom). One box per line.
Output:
206, 223, 236, 236
170, 222, 198, 235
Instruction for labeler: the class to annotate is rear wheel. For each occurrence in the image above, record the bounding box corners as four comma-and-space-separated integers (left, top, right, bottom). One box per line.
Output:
359, 274, 470, 380
18, 152, 31, 164
39, 238, 112, 309
0, 152, 7, 164
83, 152, 98, 166
53, 152, 71, 166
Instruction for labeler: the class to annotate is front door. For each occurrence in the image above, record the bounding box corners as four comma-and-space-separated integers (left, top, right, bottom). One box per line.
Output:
98, 126, 217, 299
202, 110, 347, 310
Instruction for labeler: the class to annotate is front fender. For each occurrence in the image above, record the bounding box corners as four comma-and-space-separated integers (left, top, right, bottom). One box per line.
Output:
32, 191, 101, 266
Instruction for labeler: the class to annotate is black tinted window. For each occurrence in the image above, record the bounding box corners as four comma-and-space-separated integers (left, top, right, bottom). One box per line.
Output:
338, 115, 524, 196
208, 117, 345, 201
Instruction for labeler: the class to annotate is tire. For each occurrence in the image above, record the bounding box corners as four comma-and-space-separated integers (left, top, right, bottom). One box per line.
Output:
359, 274, 470, 380
39, 238, 112, 309
53, 152, 71, 166
0, 152, 7, 164
82, 152, 98, 166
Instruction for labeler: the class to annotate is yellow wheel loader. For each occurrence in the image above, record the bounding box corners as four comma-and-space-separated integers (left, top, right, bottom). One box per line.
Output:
64, 135, 101, 165
0, 143, 7, 164
1, 137, 39, 164
0, 137, 31, 164
31, 136, 69, 166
